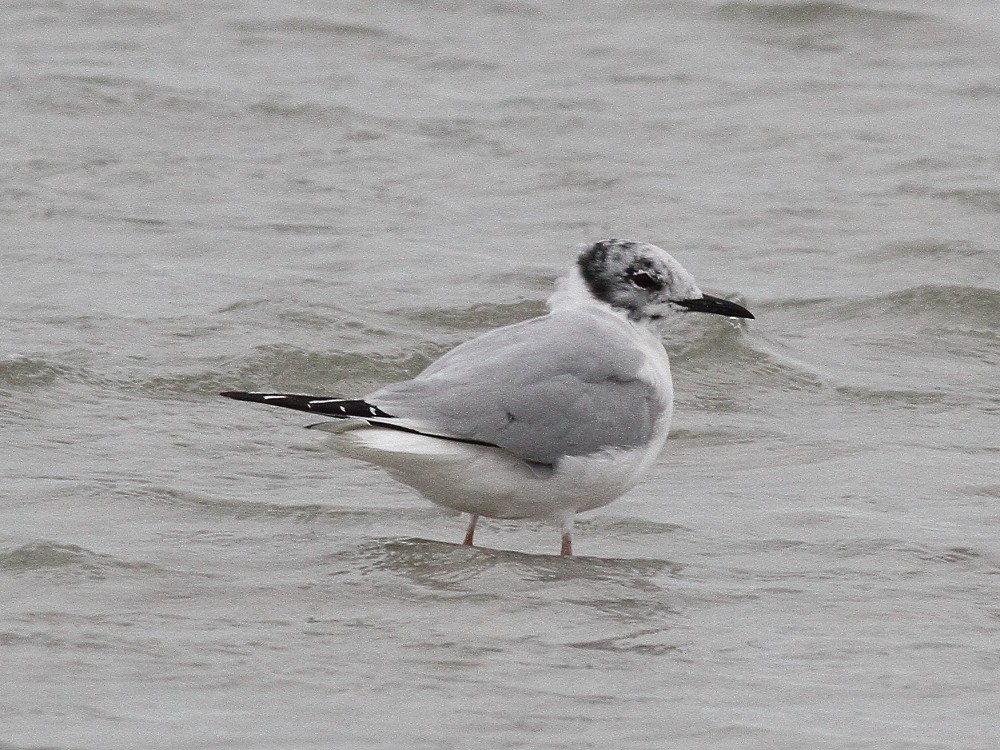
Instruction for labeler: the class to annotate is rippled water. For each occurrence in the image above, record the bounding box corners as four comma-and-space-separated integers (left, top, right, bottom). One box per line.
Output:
4, 1, 999, 748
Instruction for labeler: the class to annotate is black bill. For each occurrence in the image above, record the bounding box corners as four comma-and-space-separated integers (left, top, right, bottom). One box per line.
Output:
675, 294, 754, 319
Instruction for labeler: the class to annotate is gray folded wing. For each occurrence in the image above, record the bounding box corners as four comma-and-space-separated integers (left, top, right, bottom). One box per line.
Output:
367, 311, 668, 465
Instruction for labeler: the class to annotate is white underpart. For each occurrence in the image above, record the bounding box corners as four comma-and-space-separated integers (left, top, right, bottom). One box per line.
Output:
324, 429, 665, 521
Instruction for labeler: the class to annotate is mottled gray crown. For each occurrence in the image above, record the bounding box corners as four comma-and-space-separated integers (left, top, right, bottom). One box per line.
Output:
577, 239, 701, 320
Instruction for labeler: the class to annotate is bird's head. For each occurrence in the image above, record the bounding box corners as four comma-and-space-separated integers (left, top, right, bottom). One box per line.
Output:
576, 239, 754, 322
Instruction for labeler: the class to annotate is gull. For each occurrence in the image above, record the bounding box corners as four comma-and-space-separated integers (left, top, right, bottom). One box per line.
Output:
221, 239, 753, 556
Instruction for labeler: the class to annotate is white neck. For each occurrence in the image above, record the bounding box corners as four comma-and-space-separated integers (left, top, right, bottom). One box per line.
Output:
548, 267, 598, 310
547, 267, 633, 322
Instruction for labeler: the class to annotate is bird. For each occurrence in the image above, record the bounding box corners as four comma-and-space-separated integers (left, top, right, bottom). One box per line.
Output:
221, 239, 753, 556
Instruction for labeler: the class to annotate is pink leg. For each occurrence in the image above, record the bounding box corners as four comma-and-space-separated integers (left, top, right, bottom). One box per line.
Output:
462, 514, 478, 546
560, 531, 573, 557
559, 516, 574, 557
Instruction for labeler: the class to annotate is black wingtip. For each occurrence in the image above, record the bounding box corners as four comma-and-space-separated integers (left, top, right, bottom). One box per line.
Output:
219, 391, 397, 419
220, 391, 298, 405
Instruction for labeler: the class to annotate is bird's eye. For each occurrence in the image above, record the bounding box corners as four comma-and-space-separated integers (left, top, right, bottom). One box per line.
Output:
627, 270, 660, 291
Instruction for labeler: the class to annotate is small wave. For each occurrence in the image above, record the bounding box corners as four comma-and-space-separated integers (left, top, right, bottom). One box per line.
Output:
244, 101, 388, 137
146, 485, 376, 522
259, 221, 340, 234
72, 4, 174, 24
0, 355, 70, 389
866, 285, 1000, 324
336, 537, 678, 591
405, 299, 546, 332
749, 286, 1000, 406
899, 543, 1000, 574
955, 84, 1000, 100
568, 627, 680, 655
585, 516, 687, 536
676, 322, 828, 397
0, 541, 162, 579
713, 1, 926, 26
874, 239, 985, 260
233, 345, 431, 390
737, 537, 1000, 576
898, 183, 1000, 215
763, 285, 1000, 327
711, 1, 941, 55
137, 344, 432, 399
29, 73, 221, 117
932, 189, 1000, 215
830, 384, 962, 409
230, 18, 394, 40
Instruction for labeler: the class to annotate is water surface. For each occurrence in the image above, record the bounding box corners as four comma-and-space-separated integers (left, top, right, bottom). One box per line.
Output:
3, 1, 998, 748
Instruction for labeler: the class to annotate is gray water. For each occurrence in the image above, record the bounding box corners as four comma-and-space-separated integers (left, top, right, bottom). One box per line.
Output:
3, 1, 999, 748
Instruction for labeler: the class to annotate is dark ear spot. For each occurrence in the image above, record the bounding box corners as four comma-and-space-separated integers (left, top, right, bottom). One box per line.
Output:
578, 242, 615, 302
